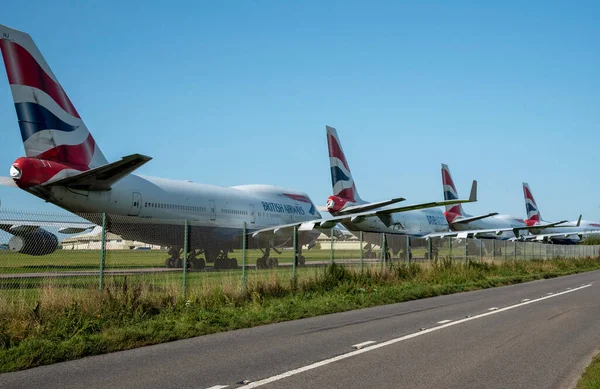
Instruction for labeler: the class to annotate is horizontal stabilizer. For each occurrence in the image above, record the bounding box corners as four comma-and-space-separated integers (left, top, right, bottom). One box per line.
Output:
0, 176, 18, 187
336, 197, 406, 215
47, 154, 152, 191
451, 212, 499, 225
0, 220, 95, 236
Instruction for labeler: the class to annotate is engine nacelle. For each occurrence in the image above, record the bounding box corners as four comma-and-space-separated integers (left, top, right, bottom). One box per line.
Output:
8, 230, 59, 256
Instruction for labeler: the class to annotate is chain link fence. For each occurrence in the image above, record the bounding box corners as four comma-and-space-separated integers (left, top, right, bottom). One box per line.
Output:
1, 209, 600, 301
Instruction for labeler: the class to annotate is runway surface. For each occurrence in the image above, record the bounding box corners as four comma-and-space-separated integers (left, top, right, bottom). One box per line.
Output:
1, 270, 599, 389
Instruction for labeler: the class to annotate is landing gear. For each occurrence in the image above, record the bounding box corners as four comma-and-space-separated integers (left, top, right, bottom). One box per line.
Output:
165, 247, 181, 268
363, 243, 377, 259
165, 247, 207, 269
188, 249, 206, 270
206, 248, 238, 270
256, 247, 280, 269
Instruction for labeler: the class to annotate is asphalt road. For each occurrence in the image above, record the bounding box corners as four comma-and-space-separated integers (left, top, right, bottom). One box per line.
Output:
2, 270, 600, 389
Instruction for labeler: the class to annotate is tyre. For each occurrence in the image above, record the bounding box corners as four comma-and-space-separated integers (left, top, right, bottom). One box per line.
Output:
191, 258, 205, 270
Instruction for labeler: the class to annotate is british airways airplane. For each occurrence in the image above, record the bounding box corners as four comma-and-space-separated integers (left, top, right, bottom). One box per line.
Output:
0, 24, 324, 269
440, 164, 526, 240
521, 183, 600, 244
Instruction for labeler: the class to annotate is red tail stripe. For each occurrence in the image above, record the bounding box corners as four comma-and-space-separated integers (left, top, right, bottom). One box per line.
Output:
36, 134, 94, 170
0, 40, 80, 118
523, 186, 535, 203
327, 134, 350, 171
336, 187, 356, 203
442, 169, 456, 189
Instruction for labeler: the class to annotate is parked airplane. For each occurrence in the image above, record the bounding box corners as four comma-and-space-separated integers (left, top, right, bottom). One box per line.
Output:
253, 126, 478, 258
522, 183, 600, 244
0, 23, 326, 269
441, 164, 526, 240
0, 201, 93, 255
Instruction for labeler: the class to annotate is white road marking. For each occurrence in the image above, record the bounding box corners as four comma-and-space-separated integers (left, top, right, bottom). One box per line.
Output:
243, 284, 592, 388
206, 385, 229, 389
437, 320, 452, 324
521, 298, 530, 302
488, 307, 498, 311
352, 341, 376, 349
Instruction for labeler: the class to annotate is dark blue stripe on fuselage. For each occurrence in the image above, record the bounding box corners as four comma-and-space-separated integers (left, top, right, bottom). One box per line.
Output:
15, 102, 79, 142
330, 166, 350, 187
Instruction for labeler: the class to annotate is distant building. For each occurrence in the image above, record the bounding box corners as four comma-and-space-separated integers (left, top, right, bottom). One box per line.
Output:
61, 227, 162, 250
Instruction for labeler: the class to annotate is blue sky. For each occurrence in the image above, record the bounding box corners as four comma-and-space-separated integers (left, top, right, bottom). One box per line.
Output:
0, 0, 598, 221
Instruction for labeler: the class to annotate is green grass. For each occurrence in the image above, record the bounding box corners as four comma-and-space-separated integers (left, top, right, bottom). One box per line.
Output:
577, 354, 600, 389
1, 257, 600, 373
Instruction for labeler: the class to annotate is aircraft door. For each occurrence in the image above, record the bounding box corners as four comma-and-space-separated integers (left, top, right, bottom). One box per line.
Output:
249, 204, 256, 224
129, 192, 142, 216
209, 200, 216, 221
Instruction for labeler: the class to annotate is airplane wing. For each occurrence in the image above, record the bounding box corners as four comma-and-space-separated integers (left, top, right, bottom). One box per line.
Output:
250, 221, 334, 238
46, 154, 152, 191
423, 218, 581, 241
253, 181, 478, 237
0, 220, 95, 235
335, 197, 406, 215
450, 212, 499, 225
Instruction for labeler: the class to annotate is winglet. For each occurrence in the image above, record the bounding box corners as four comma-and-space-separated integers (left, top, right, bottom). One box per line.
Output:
469, 180, 478, 202
577, 214, 582, 227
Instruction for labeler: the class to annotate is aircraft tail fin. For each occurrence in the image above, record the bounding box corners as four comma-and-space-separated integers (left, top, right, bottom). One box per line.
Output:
523, 182, 541, 222
326, 126, 364, 204
0, 24, 107, 170
441, 163, 465, 216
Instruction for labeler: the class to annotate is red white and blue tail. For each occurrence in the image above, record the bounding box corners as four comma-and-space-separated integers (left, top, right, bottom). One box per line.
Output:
325, 126, 364, 212
523, 182, 541, 223
0, 24, 107, 171
441, 164, 464, 217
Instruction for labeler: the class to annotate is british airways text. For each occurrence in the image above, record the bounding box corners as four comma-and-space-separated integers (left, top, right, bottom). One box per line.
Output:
262, 202, 305, 215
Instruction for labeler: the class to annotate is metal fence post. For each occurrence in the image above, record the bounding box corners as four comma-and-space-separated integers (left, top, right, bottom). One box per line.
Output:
242, 222, 247, 294
292, 225, 297, 283
99, 212, 106, 292
359, 231, 364, 273
406, 235, 411, 264
428, 238, 433, 261
464, 238, 469, 264
479, 239, 483, 262
492, 239, 496, 262
330, 227, 334, 265
514, 241, 517, 261
182, 219, 188, 300
504, 240, 507, 262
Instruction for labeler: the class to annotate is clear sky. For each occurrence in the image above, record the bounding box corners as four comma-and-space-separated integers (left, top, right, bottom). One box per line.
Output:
0, 0, 598, 222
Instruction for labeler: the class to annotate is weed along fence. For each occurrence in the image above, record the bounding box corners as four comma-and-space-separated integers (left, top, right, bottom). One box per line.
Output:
1, 210, 600, 301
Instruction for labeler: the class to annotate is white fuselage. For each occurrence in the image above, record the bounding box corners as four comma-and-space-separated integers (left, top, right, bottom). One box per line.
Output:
338, 206, 449, 254
529, 220, 600, 244
450, 214, 527, 240
32, 173, 321, 250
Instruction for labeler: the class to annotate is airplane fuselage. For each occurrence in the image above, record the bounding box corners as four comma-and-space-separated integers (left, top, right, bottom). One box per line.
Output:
450, 214, 527, 240
26, 173, 322, 250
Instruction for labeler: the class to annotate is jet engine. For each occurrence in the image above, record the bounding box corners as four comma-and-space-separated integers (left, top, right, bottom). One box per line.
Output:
8, 230, 59, 256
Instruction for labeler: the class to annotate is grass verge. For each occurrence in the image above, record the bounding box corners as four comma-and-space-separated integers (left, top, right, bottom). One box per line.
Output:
577, 353, 600, 389
1, 257, 600, 373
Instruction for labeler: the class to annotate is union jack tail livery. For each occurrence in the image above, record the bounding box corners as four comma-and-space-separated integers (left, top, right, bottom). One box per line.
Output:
523, 182, 541, 224
441, 163, 464, 221
325, 125, 365, 213
0, 24, 108, 188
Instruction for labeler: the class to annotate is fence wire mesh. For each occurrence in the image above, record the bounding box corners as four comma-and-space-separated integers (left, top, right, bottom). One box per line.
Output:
2, 210, 600, 302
